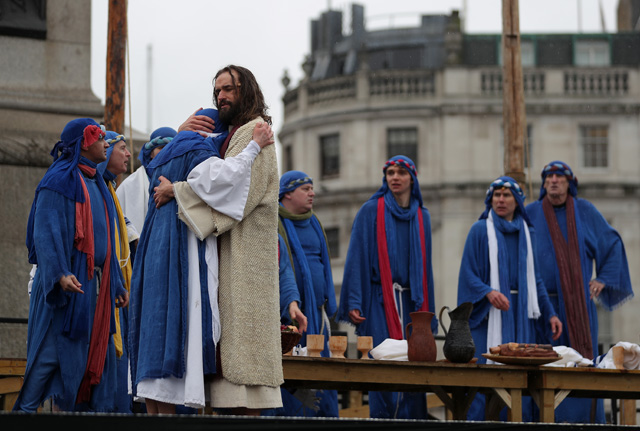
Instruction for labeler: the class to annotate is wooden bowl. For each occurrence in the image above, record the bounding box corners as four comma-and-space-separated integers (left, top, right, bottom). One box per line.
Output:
281, 331, 302, 354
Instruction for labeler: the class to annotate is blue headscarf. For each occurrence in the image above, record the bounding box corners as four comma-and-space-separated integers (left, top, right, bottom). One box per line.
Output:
26, 118, 115, 266
539, 160, 578, 200
480, 176, 532, 226
139, 126, 177, 169
147, 109, 227, 173
36, 118, 105, 202
98, 131, 126, 182
369, 155, 423, 207
279, 170, 313, 201
194, 108, 227, 134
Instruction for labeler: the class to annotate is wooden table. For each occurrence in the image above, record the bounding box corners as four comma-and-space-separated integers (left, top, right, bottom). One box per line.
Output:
529, 366, 640, 424
282, 356, 529, 421
283, 356, 640, 424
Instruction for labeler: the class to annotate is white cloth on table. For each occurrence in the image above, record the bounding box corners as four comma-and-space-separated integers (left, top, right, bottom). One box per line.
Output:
543, 346, 593, 367
596, 341, 640, 370
370, 339, 408, 361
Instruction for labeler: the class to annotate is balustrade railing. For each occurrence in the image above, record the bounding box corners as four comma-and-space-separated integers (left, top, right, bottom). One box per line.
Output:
307, 76, 356, 105
564, 70, 629, 95
369, 70, 436, 97
481, 70, 545, 95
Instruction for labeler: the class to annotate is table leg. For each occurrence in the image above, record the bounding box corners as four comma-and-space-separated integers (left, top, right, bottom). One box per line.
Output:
485, 392, 503, 421
432, 385, 477, 420
538, 389, 555, 423
620, 399, 637, 425
508, 389, 522, 422
451, 387, 477, 420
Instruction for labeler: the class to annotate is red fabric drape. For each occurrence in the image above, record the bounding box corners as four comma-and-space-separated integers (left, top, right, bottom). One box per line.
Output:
376, 198, 430, 339
542, 196, 593, 358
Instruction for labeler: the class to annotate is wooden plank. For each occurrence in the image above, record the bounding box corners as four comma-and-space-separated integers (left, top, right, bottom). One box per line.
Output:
282, 357, 528, 391
2, 392, 19, 411
0, 377, 23, 394
532, 368, 640, 395
0, 359, 26, 376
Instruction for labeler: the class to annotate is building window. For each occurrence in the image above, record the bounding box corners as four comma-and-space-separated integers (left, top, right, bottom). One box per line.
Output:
387, 127, 418, 163
580, 125, 608, 168
524, 124, 533, 169
325, 227, 340, 259
283, 145, 293, 172
320, 133, 340, 178
499, 39, 535, 67
575, 40, 610, 66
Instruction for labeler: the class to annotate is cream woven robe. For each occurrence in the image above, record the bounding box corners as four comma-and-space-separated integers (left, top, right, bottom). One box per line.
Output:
174, 118, 283, 395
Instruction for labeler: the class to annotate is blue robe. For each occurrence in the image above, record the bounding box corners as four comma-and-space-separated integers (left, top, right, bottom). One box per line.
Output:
527, 198, 633, 424
129, 132, 220, 396
278, 234, 301, 322
275, 213, 339, 417
457, 216, 556, 421
16, 168, 124, 412
337, 199, 437, 419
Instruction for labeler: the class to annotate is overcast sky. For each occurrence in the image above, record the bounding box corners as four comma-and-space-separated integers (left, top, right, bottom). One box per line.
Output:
90, 0, 622, 146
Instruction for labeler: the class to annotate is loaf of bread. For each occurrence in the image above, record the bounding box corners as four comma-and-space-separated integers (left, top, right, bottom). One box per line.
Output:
489, 342, 559, 358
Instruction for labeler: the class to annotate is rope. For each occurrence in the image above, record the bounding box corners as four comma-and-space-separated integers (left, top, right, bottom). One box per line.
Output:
125, 0, 134, 174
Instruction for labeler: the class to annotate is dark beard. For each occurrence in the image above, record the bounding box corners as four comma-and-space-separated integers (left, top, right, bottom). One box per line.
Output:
219, 102, 240, 125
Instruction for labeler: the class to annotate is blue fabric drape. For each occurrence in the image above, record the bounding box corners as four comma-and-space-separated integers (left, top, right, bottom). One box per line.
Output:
129, 132, 220, 394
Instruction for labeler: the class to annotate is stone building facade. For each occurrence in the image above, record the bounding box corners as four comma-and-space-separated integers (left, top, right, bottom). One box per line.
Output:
279, 4, 640, 354
0, 0, 104, 357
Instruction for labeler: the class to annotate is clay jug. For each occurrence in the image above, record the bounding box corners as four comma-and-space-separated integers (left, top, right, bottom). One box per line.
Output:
439, 302, 475, 363
405, 311, 437, 362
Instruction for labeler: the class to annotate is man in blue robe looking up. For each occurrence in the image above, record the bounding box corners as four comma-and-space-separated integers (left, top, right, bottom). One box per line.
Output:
15, 118, 128, 412
526, 161, 633, 423
115, 127, 176, 243
338, 155, 437, 419
457, 176, 562, 421
277, 170, 338, 417
98, 131, 133, 413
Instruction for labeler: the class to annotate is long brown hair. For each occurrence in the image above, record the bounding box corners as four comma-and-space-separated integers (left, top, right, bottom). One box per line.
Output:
213, 65, 272, 126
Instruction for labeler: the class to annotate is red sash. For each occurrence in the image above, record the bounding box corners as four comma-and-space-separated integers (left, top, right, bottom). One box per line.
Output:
376, 197, 429, 340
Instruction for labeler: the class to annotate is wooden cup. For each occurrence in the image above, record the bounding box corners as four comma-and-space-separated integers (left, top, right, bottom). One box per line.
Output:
306, 334, 325, 357
357, 336, 373, 359
328, 335, 348, 358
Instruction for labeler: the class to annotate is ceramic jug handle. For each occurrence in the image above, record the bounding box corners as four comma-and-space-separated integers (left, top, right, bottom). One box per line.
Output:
405, 322, 412, 338
438, 306, 450, 336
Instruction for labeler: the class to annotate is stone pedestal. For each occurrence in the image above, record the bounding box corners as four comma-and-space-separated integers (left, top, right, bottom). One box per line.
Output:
0, 0, 103, 358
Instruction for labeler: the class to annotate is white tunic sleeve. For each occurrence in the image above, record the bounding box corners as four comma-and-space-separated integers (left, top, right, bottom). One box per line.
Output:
186, 141, 261, 221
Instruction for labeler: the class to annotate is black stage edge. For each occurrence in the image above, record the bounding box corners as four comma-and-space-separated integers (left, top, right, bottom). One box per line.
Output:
2, 412, 636, 430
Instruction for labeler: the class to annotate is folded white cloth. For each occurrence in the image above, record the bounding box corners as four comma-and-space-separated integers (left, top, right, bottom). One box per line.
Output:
543, 346, 593, 367
370, 339, 408, 361
596, 342, 640, 370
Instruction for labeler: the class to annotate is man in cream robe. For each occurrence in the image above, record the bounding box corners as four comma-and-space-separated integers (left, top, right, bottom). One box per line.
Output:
169, 66, 282, 412
173, 116, 282, 410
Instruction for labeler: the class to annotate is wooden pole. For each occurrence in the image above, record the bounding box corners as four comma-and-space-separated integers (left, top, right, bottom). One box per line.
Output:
501, 0, 526, 185
104, 0, 127, 135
